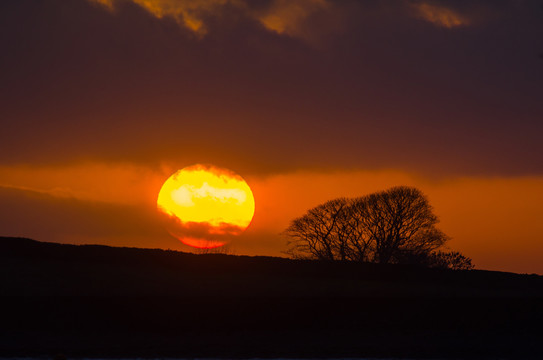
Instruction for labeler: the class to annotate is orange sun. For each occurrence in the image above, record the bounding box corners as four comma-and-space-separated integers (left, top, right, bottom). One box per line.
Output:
157, 164, 255, 249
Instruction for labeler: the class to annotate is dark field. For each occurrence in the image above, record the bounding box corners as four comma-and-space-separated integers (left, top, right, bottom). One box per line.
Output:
1, 237, 542, 359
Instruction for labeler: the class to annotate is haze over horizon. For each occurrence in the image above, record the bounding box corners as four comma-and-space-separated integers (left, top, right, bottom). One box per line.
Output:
1, 0, 542, 274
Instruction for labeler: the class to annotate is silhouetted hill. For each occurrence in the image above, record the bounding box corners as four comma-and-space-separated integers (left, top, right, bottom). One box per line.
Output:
2, 236, 542, 297
1, 236, 542, 359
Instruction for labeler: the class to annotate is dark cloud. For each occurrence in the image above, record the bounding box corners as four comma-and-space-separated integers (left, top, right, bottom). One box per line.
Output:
0, 185, 285, 254
164, 216, 246, 247
1, 0, 542, 176
0, 185, 173, 248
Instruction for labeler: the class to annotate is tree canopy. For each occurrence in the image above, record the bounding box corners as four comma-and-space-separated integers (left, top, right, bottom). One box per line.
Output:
284, 186, 473, 270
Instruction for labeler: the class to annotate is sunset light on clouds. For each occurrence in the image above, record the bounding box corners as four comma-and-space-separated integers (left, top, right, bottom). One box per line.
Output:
1, 0, 542, 274
90, 0, 335, 38
91, 0, 232, 35
412, 2, 471, 28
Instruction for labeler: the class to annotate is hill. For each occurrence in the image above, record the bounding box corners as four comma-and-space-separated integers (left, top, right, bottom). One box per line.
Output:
1, 236, 542, 359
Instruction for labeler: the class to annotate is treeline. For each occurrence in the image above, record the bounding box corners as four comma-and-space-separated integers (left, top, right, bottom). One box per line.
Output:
284, 186, 473, 270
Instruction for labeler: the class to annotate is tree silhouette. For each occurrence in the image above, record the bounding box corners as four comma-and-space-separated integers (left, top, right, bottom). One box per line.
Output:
283, 198, 350, 260
350, 186, 448, 264
428, 250, 474, 270
284, 186, 472, 269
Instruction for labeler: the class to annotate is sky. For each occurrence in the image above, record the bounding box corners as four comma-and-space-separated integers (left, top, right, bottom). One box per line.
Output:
1, 0, 542, 274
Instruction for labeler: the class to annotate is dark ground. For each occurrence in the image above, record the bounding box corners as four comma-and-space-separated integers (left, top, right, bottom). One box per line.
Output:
1, 236, 542, 359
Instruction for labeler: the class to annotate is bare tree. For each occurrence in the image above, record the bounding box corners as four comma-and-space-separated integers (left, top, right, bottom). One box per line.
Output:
351, 187, 448, 264
342, 203, 374, 261
283, 198, 350, 260
284, 186, 466, 268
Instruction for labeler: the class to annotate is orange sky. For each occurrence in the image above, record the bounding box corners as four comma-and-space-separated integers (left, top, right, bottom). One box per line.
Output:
1, 163, 542, 274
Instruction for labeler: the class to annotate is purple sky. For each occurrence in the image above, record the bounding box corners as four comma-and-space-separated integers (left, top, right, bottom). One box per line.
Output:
1, 0, 542, 176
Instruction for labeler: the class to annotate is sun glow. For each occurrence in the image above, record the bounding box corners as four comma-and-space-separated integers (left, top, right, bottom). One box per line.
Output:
157, 164, 255, 249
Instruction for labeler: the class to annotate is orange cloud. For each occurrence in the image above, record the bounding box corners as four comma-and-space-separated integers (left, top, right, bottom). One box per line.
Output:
90, 0, 234, 35
411, 2, 470, 28
256, 0, 330, 38
89, 0, 337, 41
91, 0, 115, 7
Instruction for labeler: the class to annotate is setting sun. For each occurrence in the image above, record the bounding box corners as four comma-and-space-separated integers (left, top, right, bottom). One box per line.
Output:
157, 164, 255, 249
